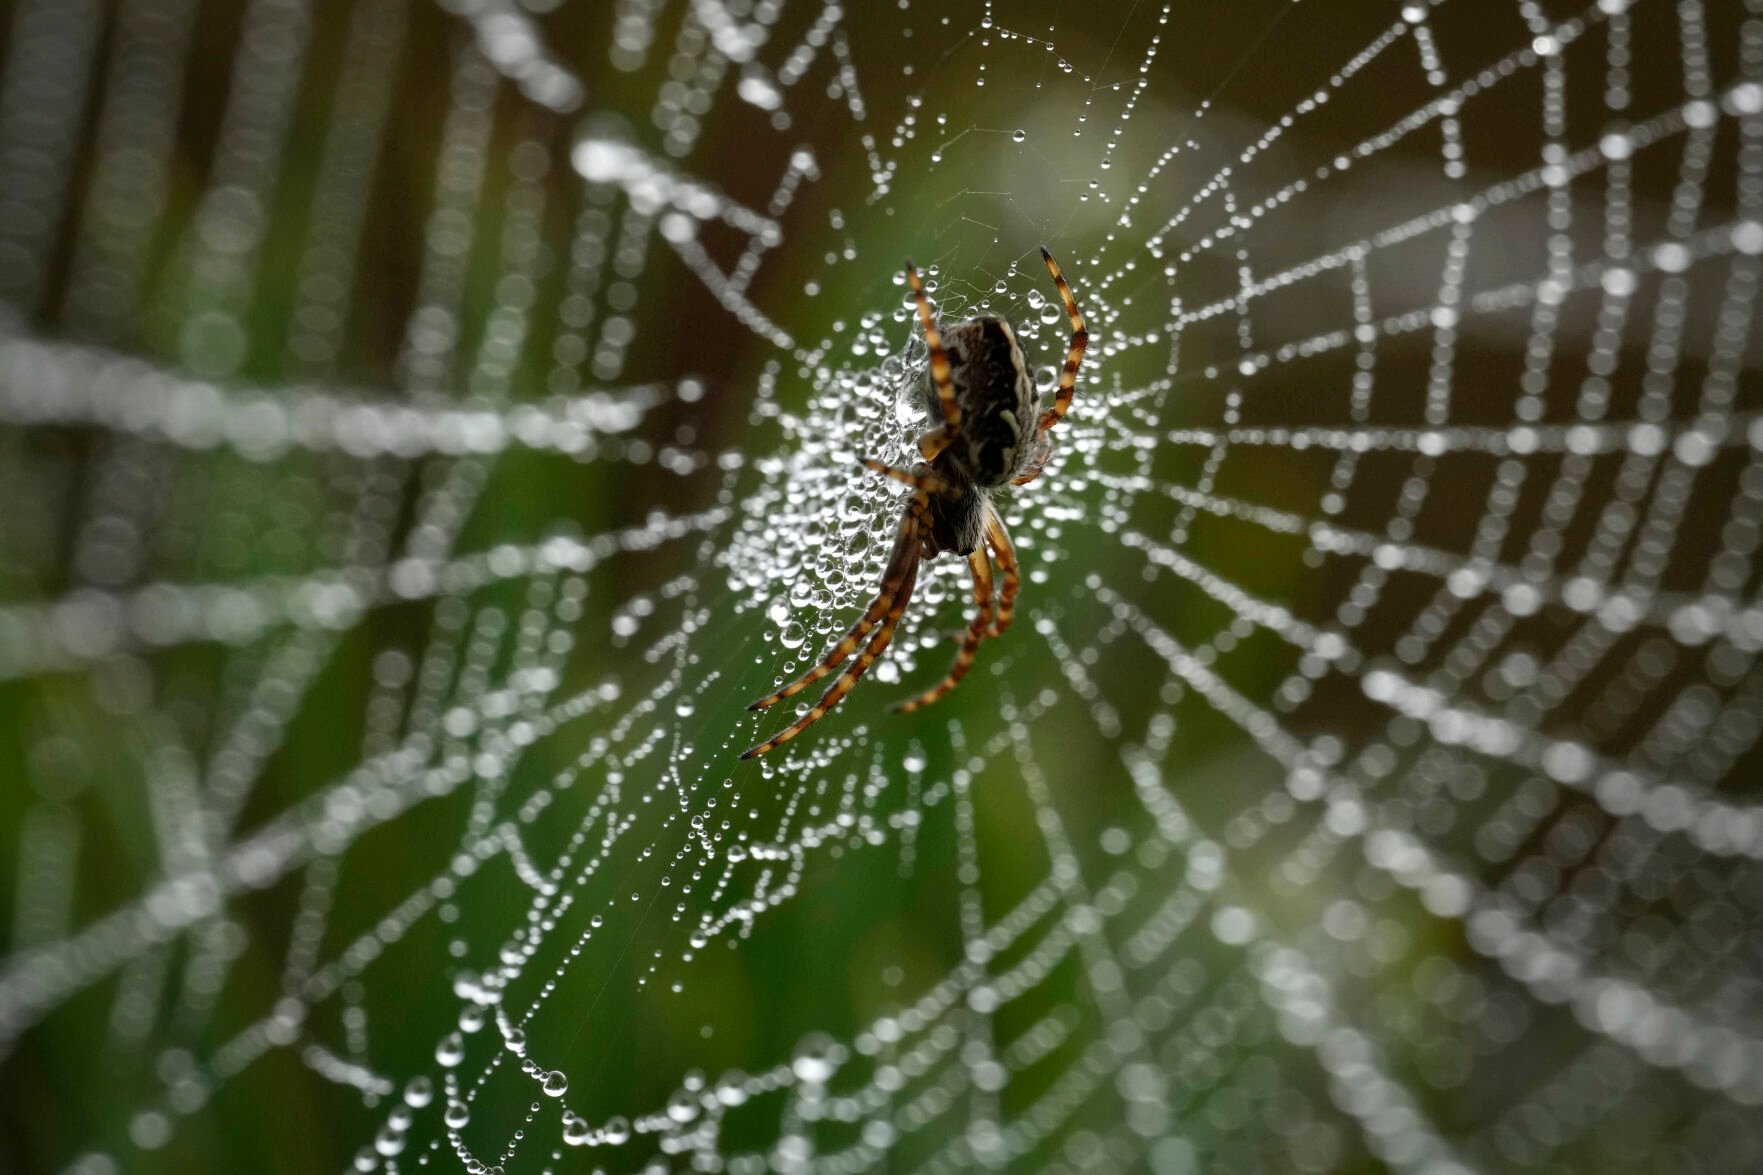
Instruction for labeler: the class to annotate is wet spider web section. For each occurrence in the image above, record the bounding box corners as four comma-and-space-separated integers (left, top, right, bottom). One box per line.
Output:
1, 0, 1762, 1172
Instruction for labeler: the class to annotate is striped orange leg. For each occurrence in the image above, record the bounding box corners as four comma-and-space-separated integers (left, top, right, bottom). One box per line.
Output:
984, 504, 1020, 637
742, 559, 921, 759
1011, 431, 1054, 487
860, 458, 953, 496
906, 261, 960, 460
892, 546, 995, 714
1036, 247, 1088, 434
918, 426, 956, 462
747, 498, 925, 715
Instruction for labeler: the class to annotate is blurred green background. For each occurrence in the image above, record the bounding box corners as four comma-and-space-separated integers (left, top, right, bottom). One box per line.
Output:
3, 1, 1762, 1172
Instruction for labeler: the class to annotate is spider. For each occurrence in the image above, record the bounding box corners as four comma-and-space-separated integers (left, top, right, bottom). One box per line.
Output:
742, 247, 1088, 759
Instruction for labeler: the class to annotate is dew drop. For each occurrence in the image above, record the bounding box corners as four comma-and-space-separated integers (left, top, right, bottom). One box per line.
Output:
793, 1032, 841, 1082
666, 1091, 701, 1123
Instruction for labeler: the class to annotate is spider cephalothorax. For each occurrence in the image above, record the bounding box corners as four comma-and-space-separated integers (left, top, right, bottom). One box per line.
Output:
743, 247, 1088, 759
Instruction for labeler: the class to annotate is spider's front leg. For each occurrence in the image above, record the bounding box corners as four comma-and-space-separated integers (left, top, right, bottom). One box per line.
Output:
859, 458, 953, 496
983, 504, 1020, 637
917, 426, 957, 462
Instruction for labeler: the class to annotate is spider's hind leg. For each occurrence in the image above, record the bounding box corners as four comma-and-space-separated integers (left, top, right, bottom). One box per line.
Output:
742, 559, 921, 759
747, 495, 926, 716
892, 545, 996, 714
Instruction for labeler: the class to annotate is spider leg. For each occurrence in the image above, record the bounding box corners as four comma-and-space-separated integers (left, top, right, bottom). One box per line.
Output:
984, 503, 1020, 637
747, 496, 925, 713
742, 558, 921, 758
917, 424, 957, 462
892, 546, 995, 714
1036, 246, 1089, 434
860, 458, 955, 496
1010, 430, 1054, 486
906, 261, 959, 432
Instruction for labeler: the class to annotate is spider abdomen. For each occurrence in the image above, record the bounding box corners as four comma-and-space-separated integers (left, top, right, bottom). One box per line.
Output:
924, 316, 1039, 489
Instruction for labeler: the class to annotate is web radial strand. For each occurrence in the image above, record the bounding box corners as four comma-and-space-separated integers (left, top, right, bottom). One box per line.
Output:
1, 1, 1762, 1173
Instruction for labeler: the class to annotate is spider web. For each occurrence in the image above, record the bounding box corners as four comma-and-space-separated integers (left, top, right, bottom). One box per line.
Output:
3, 0, 1762, 1171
